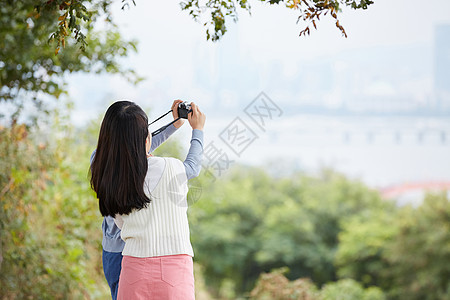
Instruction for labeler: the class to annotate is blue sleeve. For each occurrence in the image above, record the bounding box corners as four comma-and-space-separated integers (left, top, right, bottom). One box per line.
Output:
184, 129, 204, 180
102, 216, 125, 252
150, 124, 178, 153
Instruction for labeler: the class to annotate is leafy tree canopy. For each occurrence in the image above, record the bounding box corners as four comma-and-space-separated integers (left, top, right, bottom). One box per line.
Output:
188, 166, 391, 297
336, 192, 450, 300
45, 0, 375, 47
181, 0, 374, 41
0, 0, 139, 122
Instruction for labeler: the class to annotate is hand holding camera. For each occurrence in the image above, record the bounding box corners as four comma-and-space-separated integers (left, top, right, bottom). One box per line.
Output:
175, 100, 205, 131
171, 100, 186, 129
187, 102, 205, 131
150, 100, 205, 137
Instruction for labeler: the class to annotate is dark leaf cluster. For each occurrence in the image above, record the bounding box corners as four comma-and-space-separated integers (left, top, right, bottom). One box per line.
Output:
180, 0, 375, 41
0, 0, 140, 124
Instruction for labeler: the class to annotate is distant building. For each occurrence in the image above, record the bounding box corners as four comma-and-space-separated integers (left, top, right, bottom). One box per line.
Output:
434, 24, 450, 107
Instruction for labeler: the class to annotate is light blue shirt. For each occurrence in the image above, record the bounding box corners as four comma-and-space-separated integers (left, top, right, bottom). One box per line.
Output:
91, 124, 204, 252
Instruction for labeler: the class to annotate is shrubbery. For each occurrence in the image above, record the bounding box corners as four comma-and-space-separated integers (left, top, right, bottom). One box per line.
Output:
0, 118, 109, 299
250, 268, 385, 300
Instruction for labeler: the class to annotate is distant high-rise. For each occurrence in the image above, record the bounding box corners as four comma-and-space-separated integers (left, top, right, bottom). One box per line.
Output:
434, 24, 450, 105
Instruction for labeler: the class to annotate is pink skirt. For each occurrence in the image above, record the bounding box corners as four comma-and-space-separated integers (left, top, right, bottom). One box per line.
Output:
117, 254, 195, 300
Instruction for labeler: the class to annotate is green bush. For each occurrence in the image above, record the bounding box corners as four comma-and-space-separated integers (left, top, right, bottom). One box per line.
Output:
319, 279, 385, 300
250, 269, 385, 300
336, 192, 450, 300
0, 117, 109, 299
189, 167, 393, 296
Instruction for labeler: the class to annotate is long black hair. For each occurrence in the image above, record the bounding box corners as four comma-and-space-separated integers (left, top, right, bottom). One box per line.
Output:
90, 101, 150, 216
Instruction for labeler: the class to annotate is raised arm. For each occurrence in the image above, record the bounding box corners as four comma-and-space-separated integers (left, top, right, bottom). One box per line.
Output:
150, 124, 177, 152
184, 102, 206, 179
184, 129, 204, 179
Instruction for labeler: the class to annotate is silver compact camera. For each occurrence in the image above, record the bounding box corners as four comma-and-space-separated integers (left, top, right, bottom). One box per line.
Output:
177, 101, 192, 119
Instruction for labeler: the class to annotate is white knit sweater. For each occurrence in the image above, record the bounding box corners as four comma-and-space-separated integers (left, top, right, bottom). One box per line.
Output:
118, 157, 194, 257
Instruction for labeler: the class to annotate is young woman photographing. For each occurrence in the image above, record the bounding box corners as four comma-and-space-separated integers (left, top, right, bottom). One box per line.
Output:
90, 100, 205, 299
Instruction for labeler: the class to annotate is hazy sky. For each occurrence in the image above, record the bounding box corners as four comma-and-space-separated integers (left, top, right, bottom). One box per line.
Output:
70, 0, 450, 118
66, 0, 450, 188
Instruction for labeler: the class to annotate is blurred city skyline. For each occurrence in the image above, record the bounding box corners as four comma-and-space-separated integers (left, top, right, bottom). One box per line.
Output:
69, 0, 450, 119
59, 0, 450, 194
